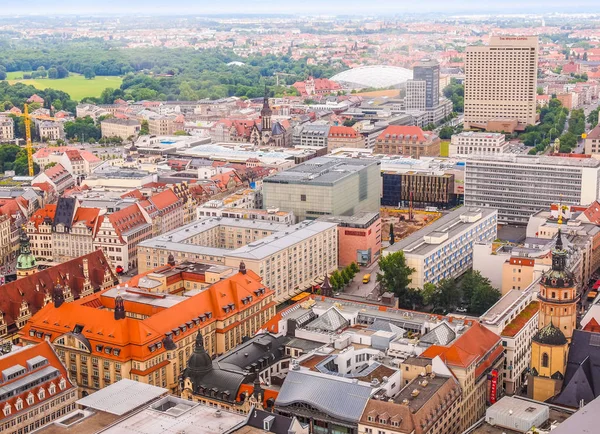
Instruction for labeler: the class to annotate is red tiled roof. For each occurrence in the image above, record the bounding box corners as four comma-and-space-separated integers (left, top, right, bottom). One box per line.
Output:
149, 189, 180, 211
65, 149, 84, 162
43, 163, 69, 181
583, 200, 600, 225
108, 204, 149, 237
583, 317, 600, 333
420, 322, 501, 369
377, 125, 428, 142
31, 182, 55, 193
0, 250, 116, 335
29, 205, 57, 228
328, 126, 359, 138
72, 207, 101, 235
121, 189, 145, 200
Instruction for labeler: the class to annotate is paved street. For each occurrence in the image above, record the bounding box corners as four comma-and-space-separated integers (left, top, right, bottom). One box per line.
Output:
339, 260, 381, 300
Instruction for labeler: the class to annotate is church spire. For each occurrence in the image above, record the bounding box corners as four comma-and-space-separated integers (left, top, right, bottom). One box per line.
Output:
261, 85, 272, 132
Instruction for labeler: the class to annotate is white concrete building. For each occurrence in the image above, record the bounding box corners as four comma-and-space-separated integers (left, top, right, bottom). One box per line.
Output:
0, 116, 14, 142
464, 154, 600, 224
385, 207, 498, 289
449, 132, 509, 156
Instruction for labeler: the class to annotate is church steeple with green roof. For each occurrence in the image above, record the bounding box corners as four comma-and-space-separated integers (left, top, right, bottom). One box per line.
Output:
16, 229, 37, 279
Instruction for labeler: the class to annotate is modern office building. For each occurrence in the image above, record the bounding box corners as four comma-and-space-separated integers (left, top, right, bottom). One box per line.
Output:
385, 207, 498, 289
405, 80, 427, 111
464, 36, 538, 130
382, 171, 457, 209
137, 217, 338, 302
464, 154, 600, 224
413, 58, 440, 109
263, 157, 381, 222
449, 131, 509, 156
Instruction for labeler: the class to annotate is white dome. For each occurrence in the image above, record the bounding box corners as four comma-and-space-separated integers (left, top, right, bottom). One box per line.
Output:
331, 65, 413, 89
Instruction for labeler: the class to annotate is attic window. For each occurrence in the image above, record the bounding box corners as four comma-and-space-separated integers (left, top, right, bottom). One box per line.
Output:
73, 324, 84, 334
149, 344, 156, 352
113, 349, 121, 356
104, 347, 113, 355
205, 312, 212, 319
96, 345, 103, 352
29, 330, 36, 337
193, 318, 200, 326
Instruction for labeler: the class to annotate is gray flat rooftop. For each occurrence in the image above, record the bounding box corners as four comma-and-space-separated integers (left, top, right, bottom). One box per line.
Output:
317, 212, 380, 228
102, 286, 185, 309
394, 375, 453, 411
139, 217, 337, 260
386, 207, 497, 257
465, 154, 600, 168
480, 283, 537, 326
76, 379, 168, 416
102, 396, 246, 434
264, 156, 379, 186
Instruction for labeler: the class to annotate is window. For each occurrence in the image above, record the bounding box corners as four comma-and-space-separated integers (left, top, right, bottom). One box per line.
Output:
542, 352, 549, 368
300, 194, 306, 202
2, 405, 10, 417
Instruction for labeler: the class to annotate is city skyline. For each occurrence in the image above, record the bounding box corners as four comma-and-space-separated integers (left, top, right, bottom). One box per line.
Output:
2, 0, 600, 16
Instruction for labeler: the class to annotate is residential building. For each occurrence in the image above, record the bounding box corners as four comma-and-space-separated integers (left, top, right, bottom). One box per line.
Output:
0, 341, 78, 433
75, 103, 110, 121
464, 36, 538, 130
31, 164, 76, 195
295, 124, 330, 147
137, 218, 338, 302
374, 126, 441, 158
327, 126, 365, 153
449, 132, 509, 156
421, 323, 504, 431
20, 262, 276, 395
381, 171, 457, 209
464, 154, 600, 224
358, 373, 462, 434
317, 212, 381, 267
584, 124, 600, 157
413, 58, 440, 109
293, 76, 342, 96
384, 207, 498, 289
0, 116, 14, 142
0, 249, 117, 341
36, 120, 64, 141
198, 206, 295, 224
145, 188, 184, 236
480, 285, 540, 395
263, 157, 381, 222
32, 147, 101, 172
100, 118, 141, 140
147, 115, 175, 136
556, 92, 578, 110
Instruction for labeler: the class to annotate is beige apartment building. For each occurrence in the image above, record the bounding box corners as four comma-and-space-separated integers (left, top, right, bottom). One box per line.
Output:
0, 116, 14, 142
137, 218, 338, 302
101, 118, 141, 140
449, 131, 509, 156
464, 36, 538, 130
148, 116, 175, 136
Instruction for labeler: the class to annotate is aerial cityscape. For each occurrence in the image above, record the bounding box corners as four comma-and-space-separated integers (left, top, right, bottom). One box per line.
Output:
1, 1, 600, 433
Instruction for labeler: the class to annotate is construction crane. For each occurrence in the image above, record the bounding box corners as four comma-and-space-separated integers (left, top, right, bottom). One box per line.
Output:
17, 104, 60, 177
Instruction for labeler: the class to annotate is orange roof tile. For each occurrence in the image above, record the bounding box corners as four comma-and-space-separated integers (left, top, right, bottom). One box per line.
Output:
149, 189, 180, 211
328, 126, 359, 138
0, 341, 75, 422
583, 318, 600, 333
377, 125, 429, 142
72, 207, 101, 234
29, 204, 57, 228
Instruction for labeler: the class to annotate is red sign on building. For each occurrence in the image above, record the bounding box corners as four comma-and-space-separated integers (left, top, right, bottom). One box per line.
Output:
490, 369, 499, 404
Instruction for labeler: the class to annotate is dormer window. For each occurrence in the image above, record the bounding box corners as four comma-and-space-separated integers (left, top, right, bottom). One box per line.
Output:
49, 383, 56, 394
15, 398, 23, 411
37, 388, 45, 400
3, 404, 10, 416
26, 393, 34, 405
59, 378, 66, 391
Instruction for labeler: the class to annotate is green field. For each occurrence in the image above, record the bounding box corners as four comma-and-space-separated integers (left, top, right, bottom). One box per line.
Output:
6, 71, 123, 101
440, 140, 450, 157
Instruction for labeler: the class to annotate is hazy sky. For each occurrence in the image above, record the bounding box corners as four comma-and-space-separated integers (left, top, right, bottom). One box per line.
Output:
2, 0, 600, 15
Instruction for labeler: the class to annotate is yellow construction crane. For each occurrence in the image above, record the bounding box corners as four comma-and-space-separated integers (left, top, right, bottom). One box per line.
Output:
17, 104, 60, 177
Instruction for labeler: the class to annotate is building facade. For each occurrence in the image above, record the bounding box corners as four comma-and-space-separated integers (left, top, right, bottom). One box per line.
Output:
21, 263, 276, 396
386, 207, 498, 289
381, 171, 457, 209
464, 155, 600, 224
263, 157, 381, 222
374, 126, 441, 158
100, 118, 141, 140
413, 58, 440, 109
327, 126, 365, 153
0, 341, 78, 434
449, 132, 509, 156
0, 116, 14, 142
464, 36, 538, 130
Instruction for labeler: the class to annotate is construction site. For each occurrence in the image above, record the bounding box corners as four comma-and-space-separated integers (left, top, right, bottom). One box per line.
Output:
380, 207, 442, 243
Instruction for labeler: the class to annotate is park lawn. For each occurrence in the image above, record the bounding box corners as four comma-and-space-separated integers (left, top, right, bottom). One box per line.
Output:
6, 71, 123, 101
440, 140, 450, 157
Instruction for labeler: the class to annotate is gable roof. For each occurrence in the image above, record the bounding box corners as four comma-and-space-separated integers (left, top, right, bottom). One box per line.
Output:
0, 250, 117, 335
29, 204, 57, 228
149, 189, 180, 211
420, 322, 501, 369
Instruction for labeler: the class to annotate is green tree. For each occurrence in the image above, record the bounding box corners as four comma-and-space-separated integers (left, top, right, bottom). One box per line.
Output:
140, 120, 149, 135
56, 66, 69, 79
434, 279, 462, 314
0, 70, 6, 81
83, 67, 96, 80
330, 270, 343, 291
174, 130, 189, 136
422, 283, 438, 307
470, 285, 501, 315
179, 82, 198, 101
376, 251, 415, 301
47, 67, 58, 79
439, 126, 454, 140
341, 267, 352, 286
350, 262, 360, 274
343, 118, 357, 127
52, 99, 63, 111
